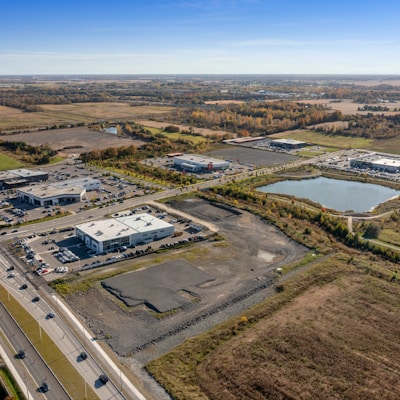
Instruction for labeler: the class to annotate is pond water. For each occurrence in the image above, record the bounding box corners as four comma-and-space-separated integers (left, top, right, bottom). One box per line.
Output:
258, 177, 400, 212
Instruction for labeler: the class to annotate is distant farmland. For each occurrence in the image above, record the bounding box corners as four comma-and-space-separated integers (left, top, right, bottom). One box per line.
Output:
0, 103, 173, 131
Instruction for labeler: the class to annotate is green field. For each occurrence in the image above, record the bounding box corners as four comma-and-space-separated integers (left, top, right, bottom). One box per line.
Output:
163, 131, 208, 144
0, 152, 24, 170
143, 125, 209, 144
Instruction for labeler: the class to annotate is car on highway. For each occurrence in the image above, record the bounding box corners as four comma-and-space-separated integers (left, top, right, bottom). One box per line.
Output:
7, 272, 15, 278
32, 296, 40, 302
46, 312, 55, 319
80, 351, 88, 360
17, 349, 26, 359
6, 265, 14, 271
40, 382, 49, 393
99, 374, 109, 384
20, 284, 28, 290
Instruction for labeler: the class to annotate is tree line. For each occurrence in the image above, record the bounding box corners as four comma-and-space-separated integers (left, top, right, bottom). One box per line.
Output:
0, 141, 57, 164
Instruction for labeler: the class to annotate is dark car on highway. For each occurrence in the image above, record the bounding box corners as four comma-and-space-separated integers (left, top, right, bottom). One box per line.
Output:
99, 374, 109, 384
40, 382, 49, 392
32, 296, 40, 302
17, 349, 26, 359
20, 284, 27, 290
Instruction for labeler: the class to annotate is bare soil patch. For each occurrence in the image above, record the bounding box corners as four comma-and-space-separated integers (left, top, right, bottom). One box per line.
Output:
4, 127, 145, 155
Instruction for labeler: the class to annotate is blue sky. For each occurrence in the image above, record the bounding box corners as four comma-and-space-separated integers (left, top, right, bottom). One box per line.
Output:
1, 0, 400, 75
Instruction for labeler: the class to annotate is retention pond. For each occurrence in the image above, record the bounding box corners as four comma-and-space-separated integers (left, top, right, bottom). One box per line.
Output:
258, 177, 400, 213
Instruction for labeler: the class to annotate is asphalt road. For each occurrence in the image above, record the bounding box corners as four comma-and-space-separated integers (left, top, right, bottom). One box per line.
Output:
0, 300, 67, 399
0, 250, 141, 400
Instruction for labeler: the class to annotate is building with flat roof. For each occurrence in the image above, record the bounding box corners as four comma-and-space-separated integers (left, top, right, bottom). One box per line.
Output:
0, 168, 48, 189
173, 154, 230, 172
16, 177, 100, 207
223, 136, 264, 144
270, 138, 308, 149
75, 213, 174, 253
17, 184, 85, 207
350, 153, 400, 173
52, 177, 101, 191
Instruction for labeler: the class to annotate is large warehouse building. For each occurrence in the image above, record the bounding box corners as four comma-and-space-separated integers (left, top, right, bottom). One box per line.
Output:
75, 213, 174, 254
0, 168, 48, 189
173, 154, 230, 172
350, 153, 400, 173
270, 138, 308, 150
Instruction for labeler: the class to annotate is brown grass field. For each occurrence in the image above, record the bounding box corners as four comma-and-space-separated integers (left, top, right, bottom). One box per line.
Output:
0, 103, 173, 131
147, 252, 400, 400
300, 99, 400, 116
135, 119, 232, 137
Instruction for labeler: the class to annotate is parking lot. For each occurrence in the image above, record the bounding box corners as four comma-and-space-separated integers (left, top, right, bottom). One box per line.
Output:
13, 203, 209, 281
0, 160, 163, 231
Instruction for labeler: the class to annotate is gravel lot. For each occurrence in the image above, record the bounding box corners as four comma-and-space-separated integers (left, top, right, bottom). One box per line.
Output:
208, 146, 299, 167
67, 198, 307, 369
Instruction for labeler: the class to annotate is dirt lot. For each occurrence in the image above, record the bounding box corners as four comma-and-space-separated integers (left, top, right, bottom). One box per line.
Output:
66, 198, 307, 366
6, 127, 145, 155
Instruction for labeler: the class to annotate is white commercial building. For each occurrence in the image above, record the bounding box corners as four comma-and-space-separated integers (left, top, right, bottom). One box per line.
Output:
52, 177, 101, 192
16, 177, 100, 207
350, 153, 400, 173
17, 185, 85, 207
173, 154, 230, 172
75, 213, 174, 254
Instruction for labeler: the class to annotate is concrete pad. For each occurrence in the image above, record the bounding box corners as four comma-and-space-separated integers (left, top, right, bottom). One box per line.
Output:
102, 259, 213, 313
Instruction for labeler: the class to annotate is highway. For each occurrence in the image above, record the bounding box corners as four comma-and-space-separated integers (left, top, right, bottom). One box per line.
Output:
0, 239, 147, 399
